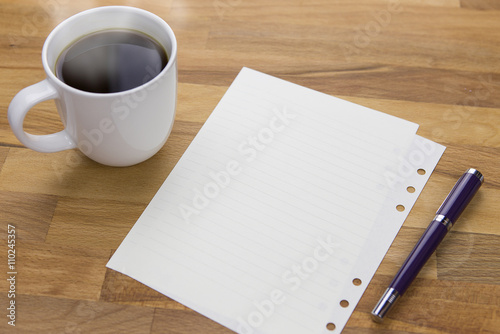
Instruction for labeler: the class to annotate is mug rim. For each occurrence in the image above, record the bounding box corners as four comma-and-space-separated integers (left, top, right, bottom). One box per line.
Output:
41, 6, 177, 97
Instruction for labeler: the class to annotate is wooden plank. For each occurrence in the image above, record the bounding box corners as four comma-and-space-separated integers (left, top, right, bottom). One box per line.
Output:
461, 0, 500, 10
0, 294, 154, 333
46, 197, 145, 249
0, 147, 174, 202
100, 268, 185, 309
15, 242, 109, 300
152, 308, 235, 334
0, 147, 10, 172
0, 191, 57, 242
437, 232, 500, 284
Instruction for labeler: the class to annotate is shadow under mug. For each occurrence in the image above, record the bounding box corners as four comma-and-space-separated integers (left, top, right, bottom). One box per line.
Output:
8, 6, 177, 167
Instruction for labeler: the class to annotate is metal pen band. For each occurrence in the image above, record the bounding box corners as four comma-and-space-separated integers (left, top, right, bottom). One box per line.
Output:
434, 214, 453, 231
466, 168, 484, 183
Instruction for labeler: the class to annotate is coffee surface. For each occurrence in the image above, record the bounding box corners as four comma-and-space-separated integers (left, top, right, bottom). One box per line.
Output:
56, 29, 168, 93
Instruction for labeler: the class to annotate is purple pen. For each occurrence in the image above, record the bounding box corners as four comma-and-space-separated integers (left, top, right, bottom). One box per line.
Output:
371, 168, 484, 322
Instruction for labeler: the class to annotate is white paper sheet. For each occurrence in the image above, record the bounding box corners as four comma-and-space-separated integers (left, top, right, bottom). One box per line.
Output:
107, 68, 445, 334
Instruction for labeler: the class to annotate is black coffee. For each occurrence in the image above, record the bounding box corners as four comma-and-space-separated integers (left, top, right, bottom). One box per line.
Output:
56, 29, 168, 93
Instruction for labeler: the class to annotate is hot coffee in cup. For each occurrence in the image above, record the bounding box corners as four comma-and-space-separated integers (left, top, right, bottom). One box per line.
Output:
8, 6, 177, 167
56, 29, 168, 94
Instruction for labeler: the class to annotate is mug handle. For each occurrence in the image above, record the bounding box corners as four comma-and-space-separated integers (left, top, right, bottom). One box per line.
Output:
8, 79, 76, 153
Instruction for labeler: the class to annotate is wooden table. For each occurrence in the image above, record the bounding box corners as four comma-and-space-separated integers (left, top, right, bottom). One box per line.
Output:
1, 0, 499, 333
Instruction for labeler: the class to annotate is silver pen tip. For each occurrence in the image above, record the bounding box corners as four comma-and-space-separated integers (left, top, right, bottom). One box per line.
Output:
371, 312, 384, 323
371, 287, 400, 322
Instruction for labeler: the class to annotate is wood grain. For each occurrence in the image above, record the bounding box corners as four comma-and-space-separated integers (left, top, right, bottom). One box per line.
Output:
1, 0, 499, 333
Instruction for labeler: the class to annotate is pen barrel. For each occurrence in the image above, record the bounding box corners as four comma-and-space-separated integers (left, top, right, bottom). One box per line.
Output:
437, 168, 483, 224
390, 219, 448, 296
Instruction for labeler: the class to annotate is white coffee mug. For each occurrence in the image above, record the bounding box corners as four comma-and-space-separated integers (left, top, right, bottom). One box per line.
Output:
8, 6, 177, 167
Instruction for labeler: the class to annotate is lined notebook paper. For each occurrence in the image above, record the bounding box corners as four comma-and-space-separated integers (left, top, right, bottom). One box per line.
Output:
107, 68, 445, 334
